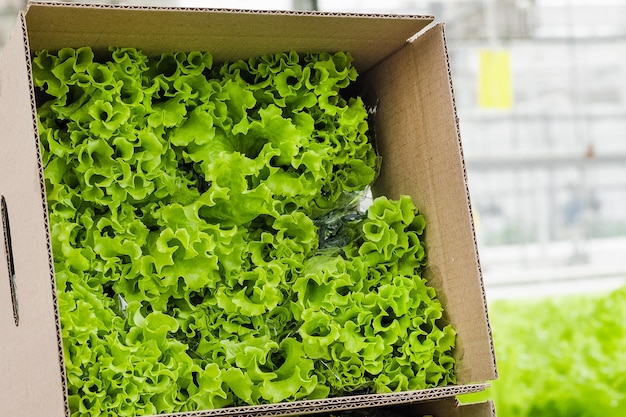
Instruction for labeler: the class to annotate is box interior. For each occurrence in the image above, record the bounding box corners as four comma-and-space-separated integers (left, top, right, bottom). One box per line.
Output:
0, 2, 496, 416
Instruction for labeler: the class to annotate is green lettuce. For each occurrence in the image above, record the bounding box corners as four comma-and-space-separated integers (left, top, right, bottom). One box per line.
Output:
35, 46, 455, 416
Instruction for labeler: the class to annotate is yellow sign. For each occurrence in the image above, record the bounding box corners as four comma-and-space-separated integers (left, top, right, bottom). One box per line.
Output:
478, 50, 513, 109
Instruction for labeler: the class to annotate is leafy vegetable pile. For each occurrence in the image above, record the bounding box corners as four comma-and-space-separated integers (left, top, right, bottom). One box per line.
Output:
34, 46, 456, 416
461, 285, 626, 417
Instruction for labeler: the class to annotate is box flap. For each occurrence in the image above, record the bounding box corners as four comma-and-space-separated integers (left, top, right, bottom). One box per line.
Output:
400, 398, 495, 417
0, 13, 67, 417
362, 23, 497, 384
25, 2, 433, 72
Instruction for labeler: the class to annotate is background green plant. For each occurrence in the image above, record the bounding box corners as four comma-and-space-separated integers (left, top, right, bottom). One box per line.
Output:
460, 284, 626, 417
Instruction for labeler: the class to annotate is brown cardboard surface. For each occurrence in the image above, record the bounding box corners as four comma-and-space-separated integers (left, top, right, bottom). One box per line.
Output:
0, 2, 496, 416
25, 2, 433, 73
455, 401, 495, 417
0, 13, 67, 417
398, 398, 495, 417
363, 23, 497, 384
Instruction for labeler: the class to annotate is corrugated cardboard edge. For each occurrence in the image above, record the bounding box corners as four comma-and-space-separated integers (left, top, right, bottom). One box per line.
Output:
438, 22, 497, 380
20, 8, 72, 416
143, 384, 488, 417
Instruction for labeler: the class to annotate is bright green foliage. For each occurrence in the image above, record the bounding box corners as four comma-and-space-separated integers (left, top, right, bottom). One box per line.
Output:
34, 47, 456, 416
461, 286, 626, 417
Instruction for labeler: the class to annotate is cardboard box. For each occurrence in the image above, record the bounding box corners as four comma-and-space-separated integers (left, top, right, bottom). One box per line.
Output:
0, 2, 497, 416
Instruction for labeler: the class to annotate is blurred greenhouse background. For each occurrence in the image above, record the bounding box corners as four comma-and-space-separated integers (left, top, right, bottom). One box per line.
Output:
1, 0, 625, 416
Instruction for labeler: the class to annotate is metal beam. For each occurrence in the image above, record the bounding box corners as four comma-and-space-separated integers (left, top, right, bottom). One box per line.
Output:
466, 153, 626, 170
292, 0, 318, 11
